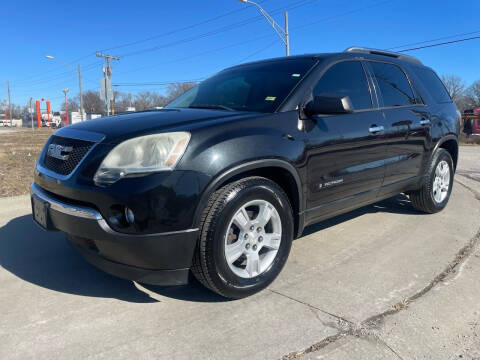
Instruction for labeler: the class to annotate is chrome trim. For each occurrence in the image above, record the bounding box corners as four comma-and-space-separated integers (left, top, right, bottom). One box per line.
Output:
31, 183, 102, 220
53, 128, 106, 143
30, 183, 200, 237
420, 119, 431, 126
96, 220, 199, 238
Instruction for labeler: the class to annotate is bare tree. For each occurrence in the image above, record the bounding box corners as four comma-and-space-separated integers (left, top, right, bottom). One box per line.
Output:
133, 91, 168, 111
464, 80, 480, 109
11, 104, 26, 118
60, 98, 79, 112
165, 82, 197, 103
82, 90, 104, 114
441, 75, 466, 108
114, 91, 133, 113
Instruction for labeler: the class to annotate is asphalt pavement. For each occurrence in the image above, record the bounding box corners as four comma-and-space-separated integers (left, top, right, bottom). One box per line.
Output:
0, 146, 479, 360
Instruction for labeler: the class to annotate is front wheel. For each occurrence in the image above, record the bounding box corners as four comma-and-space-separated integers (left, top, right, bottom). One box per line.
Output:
191, 177, 294, 299
409, 149, 454, 213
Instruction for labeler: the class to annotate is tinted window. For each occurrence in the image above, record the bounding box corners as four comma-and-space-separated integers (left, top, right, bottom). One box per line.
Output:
370, 62, 416, 107
413, 67, 451, 103
166, 58, 316, 113
313, 61, 372, 110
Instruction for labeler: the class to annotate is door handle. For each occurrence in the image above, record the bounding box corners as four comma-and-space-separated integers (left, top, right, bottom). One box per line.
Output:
420, 119, 431, 126
368, 125, 384, 134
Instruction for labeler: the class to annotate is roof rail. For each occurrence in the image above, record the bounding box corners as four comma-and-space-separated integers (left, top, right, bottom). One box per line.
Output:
344, 47, 422, 65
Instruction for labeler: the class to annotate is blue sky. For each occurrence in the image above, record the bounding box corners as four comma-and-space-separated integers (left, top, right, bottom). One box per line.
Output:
2, 0, 480, 110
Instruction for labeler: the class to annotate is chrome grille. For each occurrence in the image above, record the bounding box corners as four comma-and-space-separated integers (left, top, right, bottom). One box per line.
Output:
42, 136, 94, 175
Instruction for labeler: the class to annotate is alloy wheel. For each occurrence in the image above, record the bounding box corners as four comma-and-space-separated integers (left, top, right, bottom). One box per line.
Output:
432, 160, 450, 204
224, 199, 282, 278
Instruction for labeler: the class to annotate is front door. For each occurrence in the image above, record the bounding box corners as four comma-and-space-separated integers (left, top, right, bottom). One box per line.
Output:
303, 60, 390, 224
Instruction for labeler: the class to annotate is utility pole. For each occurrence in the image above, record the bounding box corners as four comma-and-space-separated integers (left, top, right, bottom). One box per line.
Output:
7, 81, 12, 126
29, 97, 34, 132
284, 11, 290, 56
78, 64, 84, 121
63, 88, 69, 125
3, 99, 7, 124
96, 52, 120, 116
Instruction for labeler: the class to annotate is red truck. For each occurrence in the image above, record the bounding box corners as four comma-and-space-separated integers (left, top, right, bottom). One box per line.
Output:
463, 108, 480, 136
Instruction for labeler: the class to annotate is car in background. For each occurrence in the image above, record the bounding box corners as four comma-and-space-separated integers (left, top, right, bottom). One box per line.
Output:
462, 109, 480, 136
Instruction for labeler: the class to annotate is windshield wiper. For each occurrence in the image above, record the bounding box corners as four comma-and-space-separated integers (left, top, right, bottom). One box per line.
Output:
188, 104, 235, 111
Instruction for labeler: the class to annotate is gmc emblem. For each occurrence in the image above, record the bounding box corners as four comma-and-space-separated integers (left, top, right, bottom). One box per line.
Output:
47, 144, 73, 160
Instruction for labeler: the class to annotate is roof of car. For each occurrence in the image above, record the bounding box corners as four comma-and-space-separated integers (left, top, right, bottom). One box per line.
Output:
230, 47, 423, 69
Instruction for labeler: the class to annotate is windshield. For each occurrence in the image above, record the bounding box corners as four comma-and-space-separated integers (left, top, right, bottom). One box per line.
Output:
166, 58, 317, 113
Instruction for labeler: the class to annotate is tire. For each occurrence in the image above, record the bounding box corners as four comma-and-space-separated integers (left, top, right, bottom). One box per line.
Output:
191, 177, 294, 299
408, 149, 454, 213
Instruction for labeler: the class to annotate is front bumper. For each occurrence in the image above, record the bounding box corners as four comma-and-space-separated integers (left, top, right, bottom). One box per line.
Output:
31, 183, 199, 285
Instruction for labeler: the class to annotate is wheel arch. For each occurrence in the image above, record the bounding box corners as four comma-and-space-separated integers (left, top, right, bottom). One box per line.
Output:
193, 159, 305, 238
433, 135, 459, 170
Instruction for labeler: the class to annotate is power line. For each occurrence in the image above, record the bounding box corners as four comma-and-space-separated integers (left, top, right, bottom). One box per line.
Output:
293, 0, 392, 31
16, 0, 393, 100
14, 54, 94, 85
98, 0, 271, 53
14, 61, 101, 88
114, 34, 275, 77
111, 0, 387, 78
387, 30, 480, 51
398, 35, 480, 52
8, 0, 313, 89
17, 0, 480, 107
235, 39, 279, 64
112, 33, 480, 92
117, 0, 317, 58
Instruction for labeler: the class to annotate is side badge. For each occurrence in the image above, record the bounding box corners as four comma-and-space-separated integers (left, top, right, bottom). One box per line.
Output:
318, 178, 344, 190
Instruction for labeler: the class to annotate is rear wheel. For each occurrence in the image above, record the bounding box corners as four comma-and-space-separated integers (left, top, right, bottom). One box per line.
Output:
191, 177, 294, 299
409, 149, 454, 213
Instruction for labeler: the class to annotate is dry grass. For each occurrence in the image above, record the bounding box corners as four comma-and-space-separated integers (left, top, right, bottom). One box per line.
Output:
0, 128, 54, 197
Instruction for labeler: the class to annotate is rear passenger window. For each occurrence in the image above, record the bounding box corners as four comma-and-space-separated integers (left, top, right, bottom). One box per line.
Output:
413, 67, 452, 103
313, 61, 372, 110
369, 62, 416, 107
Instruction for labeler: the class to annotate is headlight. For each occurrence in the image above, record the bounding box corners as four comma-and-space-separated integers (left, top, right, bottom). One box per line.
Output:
94, 132, 190, 185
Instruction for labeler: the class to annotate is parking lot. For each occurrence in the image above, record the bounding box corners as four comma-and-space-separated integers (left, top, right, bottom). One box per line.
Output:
0, 146, 479, 360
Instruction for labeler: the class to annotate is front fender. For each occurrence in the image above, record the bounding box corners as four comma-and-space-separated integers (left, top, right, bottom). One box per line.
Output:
191, 158, 304, 230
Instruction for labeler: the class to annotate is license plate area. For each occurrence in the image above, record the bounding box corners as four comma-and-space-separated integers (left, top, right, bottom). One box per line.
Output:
31, 195, 51, 230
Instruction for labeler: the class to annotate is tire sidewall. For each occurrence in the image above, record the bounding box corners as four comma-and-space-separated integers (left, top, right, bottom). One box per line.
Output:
208, 181, 293, 297
427, 149, 454, 210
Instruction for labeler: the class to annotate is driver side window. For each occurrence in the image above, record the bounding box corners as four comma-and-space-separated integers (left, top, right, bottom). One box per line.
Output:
313, 61, 373, 111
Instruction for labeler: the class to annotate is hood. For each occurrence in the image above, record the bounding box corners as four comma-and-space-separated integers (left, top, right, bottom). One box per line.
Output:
55, 108, 254, 143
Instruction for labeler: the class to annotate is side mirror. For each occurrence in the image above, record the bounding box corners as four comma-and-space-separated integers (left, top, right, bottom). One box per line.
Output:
303, 94, 354, 117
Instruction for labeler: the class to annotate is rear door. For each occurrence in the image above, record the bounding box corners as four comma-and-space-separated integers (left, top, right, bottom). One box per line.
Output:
303, 60, 390, 223
366, 61, 430, 194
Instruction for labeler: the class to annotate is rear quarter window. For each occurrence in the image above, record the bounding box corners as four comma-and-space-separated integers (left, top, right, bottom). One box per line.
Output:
369, 61, 416, 107
413, 67, 452, 104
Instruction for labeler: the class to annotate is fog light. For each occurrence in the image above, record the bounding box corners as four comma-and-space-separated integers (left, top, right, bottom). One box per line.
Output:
125, 207, 135, 224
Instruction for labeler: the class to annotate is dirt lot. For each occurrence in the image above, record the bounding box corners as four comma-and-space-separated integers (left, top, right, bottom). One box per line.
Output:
0, 128, 54, 197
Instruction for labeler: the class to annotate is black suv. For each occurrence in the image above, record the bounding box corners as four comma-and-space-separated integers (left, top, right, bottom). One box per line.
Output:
31, 47, 460, 298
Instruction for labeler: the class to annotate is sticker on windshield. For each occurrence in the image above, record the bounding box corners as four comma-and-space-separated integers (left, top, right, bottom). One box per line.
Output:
265, 96, 276, 101
291, 73, 301, 77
